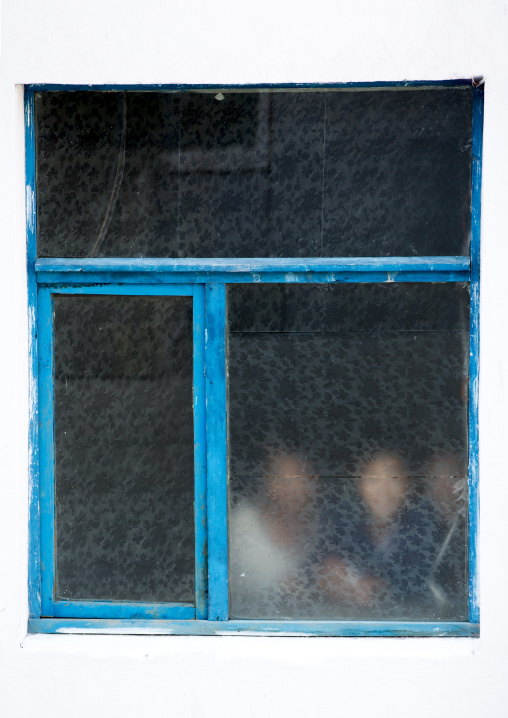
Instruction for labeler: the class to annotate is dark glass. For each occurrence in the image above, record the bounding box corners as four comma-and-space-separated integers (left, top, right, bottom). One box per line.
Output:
322, 90, 472, 256
36, 88, 472, 258
53, 295, 194, 602
228, 283, 469, 620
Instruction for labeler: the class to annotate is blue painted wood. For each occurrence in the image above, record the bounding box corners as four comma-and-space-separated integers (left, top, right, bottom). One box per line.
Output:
37, 288, 56, 617
28, 618, 479, 637
193, 285, 208, 620
25, 89, 41, 619
36, 270, 470, 285
29, 81, 478, 634
27, 80, 473, 92
24, 90, 36, 266
34, 258, 471, 287
53, 601, 195, 620
468, 85, 483, 625
205, 284, 228, 621
36, 257, 470, 274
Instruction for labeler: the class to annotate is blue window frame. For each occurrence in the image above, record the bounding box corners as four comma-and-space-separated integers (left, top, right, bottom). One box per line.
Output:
26, 81, 482, 636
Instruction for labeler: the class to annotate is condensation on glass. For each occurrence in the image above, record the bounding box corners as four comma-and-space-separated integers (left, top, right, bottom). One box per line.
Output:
228, 284, 470, 620
53, 295, 194, 603
36, 88, 472, 258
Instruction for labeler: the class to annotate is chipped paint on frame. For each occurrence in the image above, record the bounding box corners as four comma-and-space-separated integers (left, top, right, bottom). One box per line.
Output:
27, 618, 479, 637
468, 84, 483, 624
26, 88, 41, 618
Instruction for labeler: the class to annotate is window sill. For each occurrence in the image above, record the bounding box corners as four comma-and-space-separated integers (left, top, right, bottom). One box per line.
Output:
28, 618, 479, 637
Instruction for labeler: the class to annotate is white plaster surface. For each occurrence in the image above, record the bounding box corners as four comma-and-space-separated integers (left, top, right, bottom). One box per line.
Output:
1, 1, 508, 715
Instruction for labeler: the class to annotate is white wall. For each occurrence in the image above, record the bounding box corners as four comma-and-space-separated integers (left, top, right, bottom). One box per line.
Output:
1, 1, 507, 715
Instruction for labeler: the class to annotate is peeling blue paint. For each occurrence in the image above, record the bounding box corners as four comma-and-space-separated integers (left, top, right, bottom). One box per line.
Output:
37, 270, 470, 285
28, 618, 479, 637
35, 257, 470, 274
26, 88, 41, 619
468, 85, 483, 624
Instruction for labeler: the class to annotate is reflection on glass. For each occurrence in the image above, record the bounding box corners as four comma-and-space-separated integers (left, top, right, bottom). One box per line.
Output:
36, 88, 472, 258
53, 295, 194, 603
228, 284, 469, 620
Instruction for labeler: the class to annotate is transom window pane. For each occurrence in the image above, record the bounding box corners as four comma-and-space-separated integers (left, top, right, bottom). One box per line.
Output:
36, 88, 472, 258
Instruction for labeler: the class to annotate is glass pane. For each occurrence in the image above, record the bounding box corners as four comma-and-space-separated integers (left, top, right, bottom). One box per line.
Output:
36, 87, 472, 258
53, 295, 194, 603
228, 283, 469, 620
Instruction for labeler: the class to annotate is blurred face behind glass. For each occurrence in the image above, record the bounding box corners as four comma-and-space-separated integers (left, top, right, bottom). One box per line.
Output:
359, 453, 408, 525
265, 452, 315, 515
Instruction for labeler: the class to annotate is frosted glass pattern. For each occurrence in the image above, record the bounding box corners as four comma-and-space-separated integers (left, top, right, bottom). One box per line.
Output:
36, 88, 472, 258
53, 295, 194, 602
228, 283, 469, 620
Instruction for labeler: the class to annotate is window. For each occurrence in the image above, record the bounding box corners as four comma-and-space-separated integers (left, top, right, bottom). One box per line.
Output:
27, 82, 482, 636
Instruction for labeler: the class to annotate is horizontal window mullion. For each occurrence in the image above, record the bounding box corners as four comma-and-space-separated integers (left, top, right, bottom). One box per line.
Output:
36, 258, 471, 285
35, 257, 470, 274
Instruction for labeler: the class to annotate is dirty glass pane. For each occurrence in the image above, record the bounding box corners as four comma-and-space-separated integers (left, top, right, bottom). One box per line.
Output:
36, 87, 472, 258
228, 283, 469, 620
53, 295, 194, 602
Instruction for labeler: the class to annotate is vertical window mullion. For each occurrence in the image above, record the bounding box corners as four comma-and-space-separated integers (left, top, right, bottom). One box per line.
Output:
205, 283, 228, 620
193, 284, 208, 619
